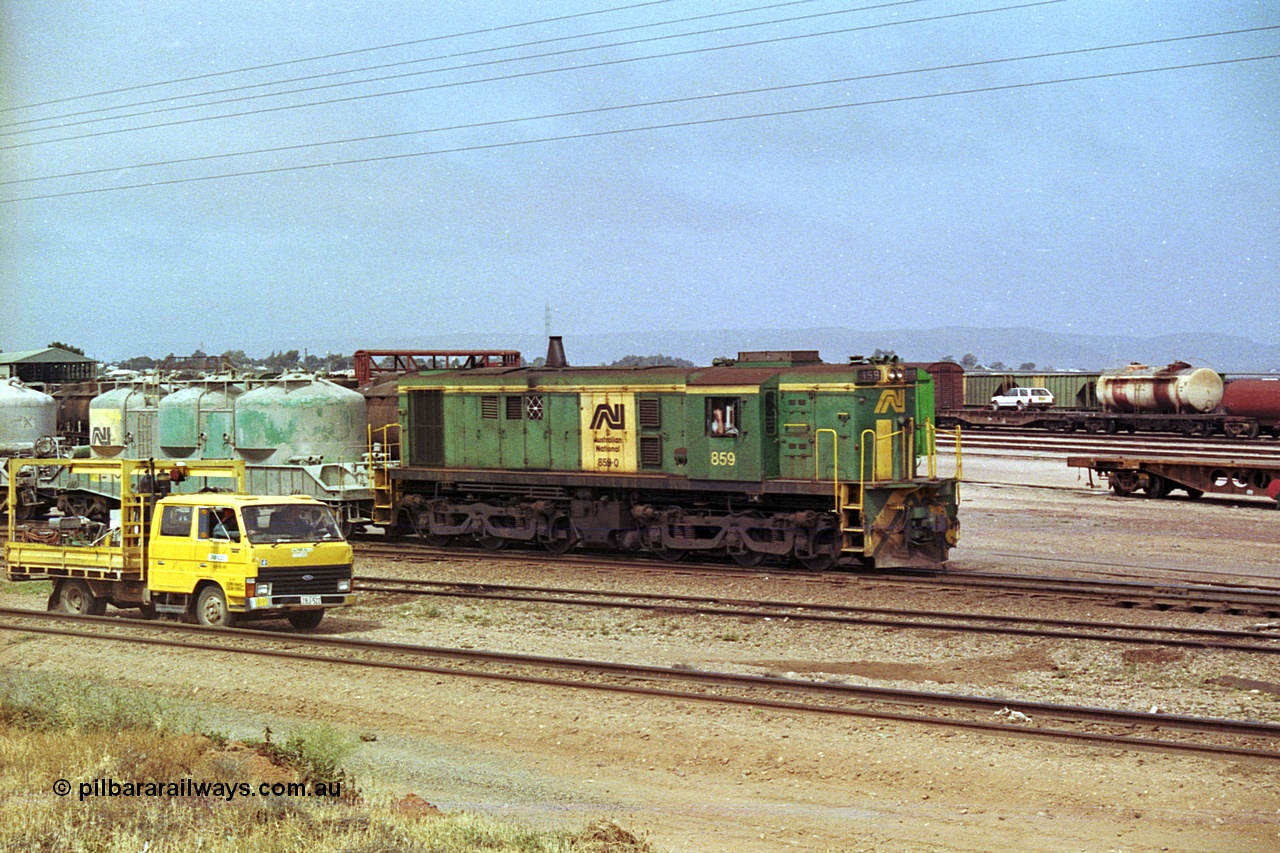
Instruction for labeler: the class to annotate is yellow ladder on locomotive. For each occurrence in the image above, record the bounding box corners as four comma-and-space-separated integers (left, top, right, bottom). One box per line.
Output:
369, 423, 401, 527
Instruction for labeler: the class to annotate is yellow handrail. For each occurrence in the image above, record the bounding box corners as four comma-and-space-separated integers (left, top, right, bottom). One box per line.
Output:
814, 428, 839, 510
368, 423, 402, 519
952, 425, 963, 481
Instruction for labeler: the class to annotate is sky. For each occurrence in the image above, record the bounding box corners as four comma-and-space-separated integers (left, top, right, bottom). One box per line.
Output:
1, 0, 1276, 364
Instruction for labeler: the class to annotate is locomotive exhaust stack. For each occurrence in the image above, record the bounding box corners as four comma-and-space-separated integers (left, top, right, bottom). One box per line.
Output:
545, 336, 568, 368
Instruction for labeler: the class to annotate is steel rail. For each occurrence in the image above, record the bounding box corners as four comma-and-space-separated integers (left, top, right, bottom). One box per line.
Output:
1, 608, 1277, 760
355, 576, 1280, 654
350, 540, 1280, 615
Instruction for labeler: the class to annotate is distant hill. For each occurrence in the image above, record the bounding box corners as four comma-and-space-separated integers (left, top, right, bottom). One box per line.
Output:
326, 327, 1280, 374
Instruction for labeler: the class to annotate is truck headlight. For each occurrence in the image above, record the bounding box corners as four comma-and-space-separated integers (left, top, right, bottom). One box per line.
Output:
257, 582, 272, 597
337, 579, 351, 592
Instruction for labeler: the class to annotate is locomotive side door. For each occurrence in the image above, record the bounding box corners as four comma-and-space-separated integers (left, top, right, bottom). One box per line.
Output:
778, 391, 815, 480
522, 392, 551, 470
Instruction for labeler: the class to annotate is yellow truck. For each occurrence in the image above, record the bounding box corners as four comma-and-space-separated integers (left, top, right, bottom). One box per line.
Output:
4, 458, 354, 630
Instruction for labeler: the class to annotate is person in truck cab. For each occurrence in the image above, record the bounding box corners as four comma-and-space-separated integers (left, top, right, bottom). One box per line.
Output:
201, 507, 240, 542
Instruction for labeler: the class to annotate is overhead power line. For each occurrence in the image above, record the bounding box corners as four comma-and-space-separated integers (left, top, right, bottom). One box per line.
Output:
4, 53, 1275, 205
0, 0, 1049, 144
1, 0, 839, 130
6, 27, 1273, 190
0, 0, 693, 114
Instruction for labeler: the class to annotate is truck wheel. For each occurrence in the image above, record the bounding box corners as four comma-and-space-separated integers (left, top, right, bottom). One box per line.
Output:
195, 586, 239, 628
287, 610, 324, 631
58, 579, 106, 616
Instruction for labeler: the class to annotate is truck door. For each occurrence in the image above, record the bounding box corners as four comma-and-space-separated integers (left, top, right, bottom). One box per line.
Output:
199, 506, 251, 596
149, 504, 199, 593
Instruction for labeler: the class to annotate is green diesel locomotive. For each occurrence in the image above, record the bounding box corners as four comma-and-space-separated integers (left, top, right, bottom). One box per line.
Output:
375, 340, 959, 568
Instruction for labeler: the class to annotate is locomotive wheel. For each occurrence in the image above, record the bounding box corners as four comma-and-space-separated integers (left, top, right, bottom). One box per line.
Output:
287, 610, 325, 631
58, 580, 106, 617
1184, 487, 1204, 499
423, 533, 453, 547
195, 586, 239, 628
653, 545, 686, 563
478, 535, 508, 551
730, 550, 767, 567
797, 530, 841, 571
542, 518, 577, 554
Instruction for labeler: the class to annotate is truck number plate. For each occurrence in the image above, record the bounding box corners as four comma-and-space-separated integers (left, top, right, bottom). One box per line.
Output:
300, 595, 322, 606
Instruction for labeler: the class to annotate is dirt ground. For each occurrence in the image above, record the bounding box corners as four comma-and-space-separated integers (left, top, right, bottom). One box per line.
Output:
3, 450, 1280, 852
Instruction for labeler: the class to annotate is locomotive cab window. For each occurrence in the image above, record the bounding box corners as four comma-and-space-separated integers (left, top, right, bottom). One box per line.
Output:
706, 397, 741, 437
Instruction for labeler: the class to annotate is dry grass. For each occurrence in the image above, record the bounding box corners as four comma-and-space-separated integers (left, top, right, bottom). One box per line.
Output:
0, 670, 657, 853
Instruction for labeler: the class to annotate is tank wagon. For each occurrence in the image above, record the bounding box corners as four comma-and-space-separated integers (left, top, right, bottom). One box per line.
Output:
934, 362, 1279, 438
1220, 377, 1280, 439
0, 378, 66, 519
0, 378, 59, 457
375, 340, 960, 569
67, 373, 379, 530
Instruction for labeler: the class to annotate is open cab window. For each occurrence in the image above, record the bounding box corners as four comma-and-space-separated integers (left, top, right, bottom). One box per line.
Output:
705, 397, 741, 437
199, 507, 240, 542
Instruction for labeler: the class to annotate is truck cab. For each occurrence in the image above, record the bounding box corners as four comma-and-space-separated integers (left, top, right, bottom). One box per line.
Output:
5, 458, 354, 631
146, 494, 354, 629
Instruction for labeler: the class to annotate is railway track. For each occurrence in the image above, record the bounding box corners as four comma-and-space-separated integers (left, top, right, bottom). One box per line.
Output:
351, 540, 1280, 617
940, 431, 1280, 461
355, 575, 1280, 654
2, 607, 1277, 761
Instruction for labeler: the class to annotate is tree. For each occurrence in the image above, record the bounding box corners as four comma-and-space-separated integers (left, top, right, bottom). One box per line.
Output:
48, 341, 85, 355
988, 360, 1006, 370
221, 350, 252, 369
118, 355, 158, 370
1018, 362, 1037, 371
265, 349, 301, 371
872, 348, 898, 360
607, 354, 695, 367
960, 353, 979, 368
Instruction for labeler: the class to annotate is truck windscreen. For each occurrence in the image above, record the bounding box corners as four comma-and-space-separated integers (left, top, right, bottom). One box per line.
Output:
240, 504, 344, 544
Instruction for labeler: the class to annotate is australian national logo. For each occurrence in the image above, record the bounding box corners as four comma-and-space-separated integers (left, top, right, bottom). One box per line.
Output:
589, 403, 626, 430
874, 390, 906, 414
